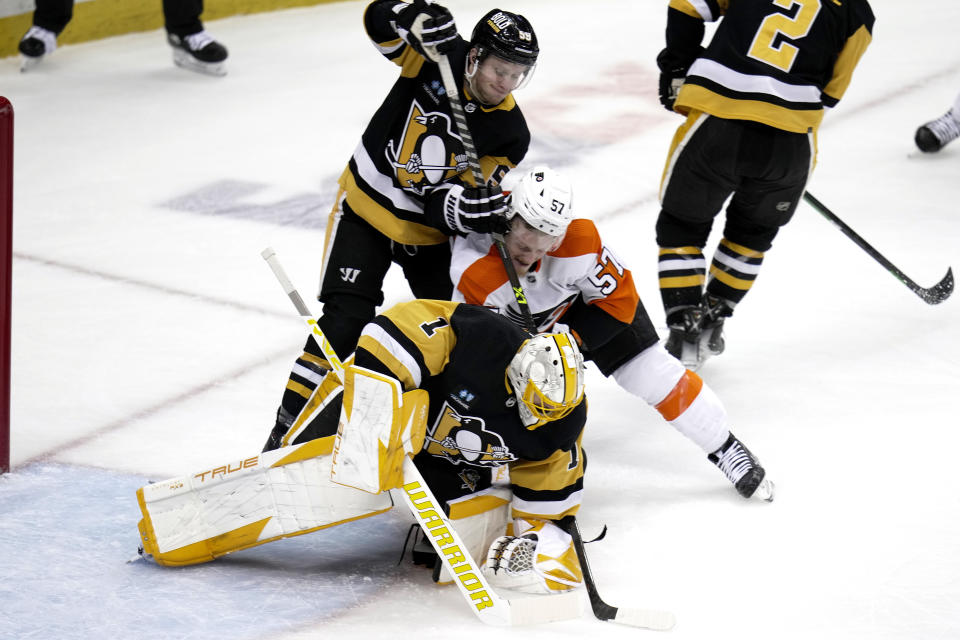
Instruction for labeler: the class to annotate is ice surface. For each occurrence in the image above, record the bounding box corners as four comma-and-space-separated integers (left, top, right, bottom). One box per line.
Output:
2, 1, 959, 638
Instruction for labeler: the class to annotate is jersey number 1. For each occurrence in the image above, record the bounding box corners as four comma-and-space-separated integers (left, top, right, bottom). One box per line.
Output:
747, 0, 821, 72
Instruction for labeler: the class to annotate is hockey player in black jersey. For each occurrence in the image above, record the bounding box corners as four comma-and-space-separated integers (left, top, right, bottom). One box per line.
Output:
269, 1, 539, 442
266, 299, 590, 593
654, 0, 874, 369
141, 299, 589, 595
17, 0, 228, 75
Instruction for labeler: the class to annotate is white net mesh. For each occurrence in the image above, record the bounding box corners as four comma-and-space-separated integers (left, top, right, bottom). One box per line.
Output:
503, 537, 537, 575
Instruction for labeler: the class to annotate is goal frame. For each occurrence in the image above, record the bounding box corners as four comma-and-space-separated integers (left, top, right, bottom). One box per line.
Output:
1, 96, 12, 474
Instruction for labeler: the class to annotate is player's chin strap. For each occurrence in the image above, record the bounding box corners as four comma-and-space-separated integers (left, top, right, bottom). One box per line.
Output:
261, 247, 578, 626
413, 3, 536, 335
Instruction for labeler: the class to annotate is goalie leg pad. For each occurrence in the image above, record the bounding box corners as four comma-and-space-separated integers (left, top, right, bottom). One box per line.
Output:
265, 366, 344, 451
136, 436, 393, 566
431, 486, 512, 584
330, 365, 427, 494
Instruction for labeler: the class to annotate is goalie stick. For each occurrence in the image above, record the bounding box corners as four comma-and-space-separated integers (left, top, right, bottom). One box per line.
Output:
570, 520, 677, 631
412, 6, 536, 334
803, 191, 953, 305
261, 247, 579, 626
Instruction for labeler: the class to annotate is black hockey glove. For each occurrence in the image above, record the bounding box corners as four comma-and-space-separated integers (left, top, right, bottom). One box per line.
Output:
395, 1, 458, 58
656, 48, 689, 112
658, 69, 685, 112
657, 46, 705, 112
441, 183, 510, 235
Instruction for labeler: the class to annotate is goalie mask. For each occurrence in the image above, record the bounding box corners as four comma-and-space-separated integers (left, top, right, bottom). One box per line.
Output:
507, 333, 585, 428
507, 166, 574, 237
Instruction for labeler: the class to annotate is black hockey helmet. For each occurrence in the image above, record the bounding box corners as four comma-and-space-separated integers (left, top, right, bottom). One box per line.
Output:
470, 9, 539, 67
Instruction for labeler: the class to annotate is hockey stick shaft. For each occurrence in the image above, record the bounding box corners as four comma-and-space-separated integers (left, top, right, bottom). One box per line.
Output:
570, 518, 676, 630
803, 191, 953, 304
412, 10, 537, 333
260, 247, 577, 626
261, 247, 346, 378
435, 50, 536, 333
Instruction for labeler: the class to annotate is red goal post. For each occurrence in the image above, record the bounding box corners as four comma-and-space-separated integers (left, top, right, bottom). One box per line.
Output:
1, 96, 11, 474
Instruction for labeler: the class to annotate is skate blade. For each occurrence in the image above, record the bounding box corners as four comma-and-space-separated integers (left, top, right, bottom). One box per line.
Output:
20, 55, 44, 72
753, 478, 775, 502
172, 50, 227, 77
678, 339, 702, 370
689, 331, 724, 370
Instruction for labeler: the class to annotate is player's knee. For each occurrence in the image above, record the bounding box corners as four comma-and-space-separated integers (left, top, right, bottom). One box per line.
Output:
656, 209, 712, 246
722, 219, 779, 252
314, 295, 377, 355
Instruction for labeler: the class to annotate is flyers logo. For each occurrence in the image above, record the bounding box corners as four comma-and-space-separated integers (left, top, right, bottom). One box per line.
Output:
424, 401, 516, 466
385, 100, 468, 196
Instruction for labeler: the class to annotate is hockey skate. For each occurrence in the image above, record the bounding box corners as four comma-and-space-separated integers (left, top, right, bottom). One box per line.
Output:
167, 30, 228, 76
664, 296, 730, 370
664, 305, 704, 368
18, 26, 57, 72
708, 433, 774, 501
698, 294, 731, 361
915, 109, 960, 153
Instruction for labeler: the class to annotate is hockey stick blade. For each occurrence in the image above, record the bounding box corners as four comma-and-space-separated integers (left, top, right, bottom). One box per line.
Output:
914, 267, 953, 305
610, 607, 677, 631
571, 520, 676, 631
803, 192, 954, 305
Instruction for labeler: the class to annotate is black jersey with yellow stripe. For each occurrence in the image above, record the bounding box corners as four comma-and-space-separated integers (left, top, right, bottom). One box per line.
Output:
354, 299, 587, 520
343, 1, 531, 246
667, 0, 874, 133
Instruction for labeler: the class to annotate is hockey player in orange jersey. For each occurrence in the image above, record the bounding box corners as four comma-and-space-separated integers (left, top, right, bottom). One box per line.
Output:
450, 165, 774, 501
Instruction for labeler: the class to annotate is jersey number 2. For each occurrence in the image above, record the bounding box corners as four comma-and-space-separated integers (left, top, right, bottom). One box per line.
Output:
747, 0, 821, 72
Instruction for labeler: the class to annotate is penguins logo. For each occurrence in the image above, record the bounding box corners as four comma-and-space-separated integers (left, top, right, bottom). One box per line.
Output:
425, 402, 516, 466
458, 469, 482, 492
385, 100, 468, 196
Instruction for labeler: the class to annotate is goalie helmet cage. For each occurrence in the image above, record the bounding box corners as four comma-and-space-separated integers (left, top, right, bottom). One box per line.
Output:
1, 96, 11, 474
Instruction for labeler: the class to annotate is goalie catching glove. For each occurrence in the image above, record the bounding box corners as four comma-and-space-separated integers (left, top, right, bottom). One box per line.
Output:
483, 518, 583, 594
393, 0, 458, 58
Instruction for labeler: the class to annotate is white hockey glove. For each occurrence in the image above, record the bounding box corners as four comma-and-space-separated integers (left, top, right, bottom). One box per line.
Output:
483, 518, 583, 594
439, 183, 510, 235
394, 1, 458, 58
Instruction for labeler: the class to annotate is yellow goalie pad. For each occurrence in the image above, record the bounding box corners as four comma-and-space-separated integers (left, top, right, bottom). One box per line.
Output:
136, 435, 393, 567
330, 365, 428, 494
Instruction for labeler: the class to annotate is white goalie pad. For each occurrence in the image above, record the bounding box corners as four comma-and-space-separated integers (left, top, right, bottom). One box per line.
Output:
435, 486, 513, 584
136, 436, 393, 566
331, 366, 427, 494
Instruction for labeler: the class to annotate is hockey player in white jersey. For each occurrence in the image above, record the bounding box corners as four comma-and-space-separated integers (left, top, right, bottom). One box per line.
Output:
450, 165, 774, 500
